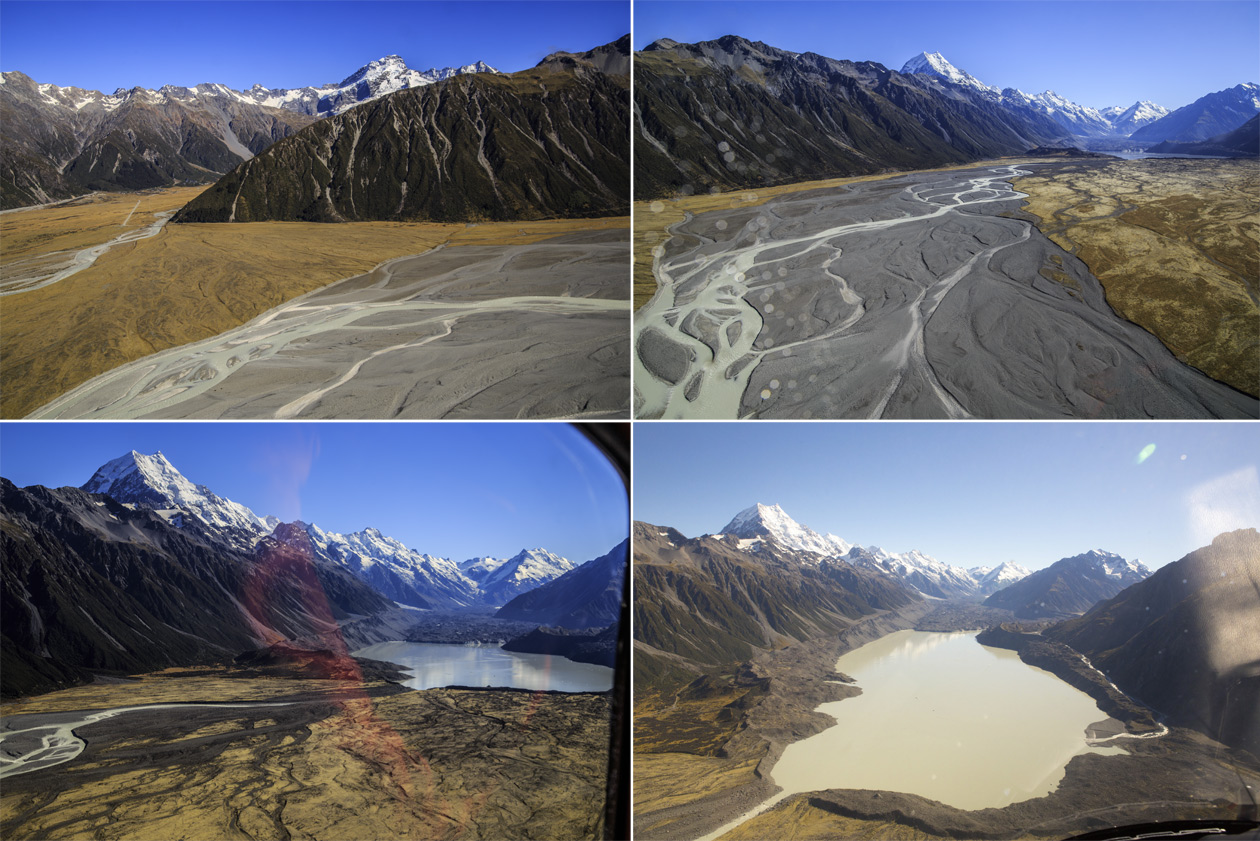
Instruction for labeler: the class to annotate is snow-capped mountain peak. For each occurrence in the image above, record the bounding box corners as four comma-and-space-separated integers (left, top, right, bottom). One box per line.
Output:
477, 548, 575, 602
721, 502, 852, 558
81, 450, 270, 547
900, 51, 998, 94
1074, 549, 1151, 580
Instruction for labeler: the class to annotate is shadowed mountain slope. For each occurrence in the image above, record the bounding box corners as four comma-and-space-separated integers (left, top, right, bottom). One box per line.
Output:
0, 71, 315, 208
496, 539, 628, 629
983, 549, 1150, 619
172, 37, 630, 223
633, 35, 1067, 200
1045, 529, 1260, 757
632, 520, 919, 693
0, 478, 392, 697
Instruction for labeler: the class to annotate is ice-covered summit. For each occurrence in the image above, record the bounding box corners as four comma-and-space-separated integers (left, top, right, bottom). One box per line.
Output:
721, 502, 852, 558
1075, 549, 1151, 580
243, 55, 498, 116
82, 450, 271, 546
901, 51, 998, 94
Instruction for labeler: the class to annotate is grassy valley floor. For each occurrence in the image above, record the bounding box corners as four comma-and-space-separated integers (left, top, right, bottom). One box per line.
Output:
1, 187, 629, 417
1013, 158, 1259, 398
1, 664, 611, 840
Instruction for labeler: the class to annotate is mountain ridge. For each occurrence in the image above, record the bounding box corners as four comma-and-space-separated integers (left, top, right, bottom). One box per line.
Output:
78, 450, 573, 609
172, 36, 631, 223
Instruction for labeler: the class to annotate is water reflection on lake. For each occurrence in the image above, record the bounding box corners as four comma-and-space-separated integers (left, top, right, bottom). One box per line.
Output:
351, 641, 613, 692
772, 630, 1124, 810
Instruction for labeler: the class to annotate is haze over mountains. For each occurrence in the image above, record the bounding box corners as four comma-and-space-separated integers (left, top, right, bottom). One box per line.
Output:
3, 450, 627, 696
0, 54, 496, 209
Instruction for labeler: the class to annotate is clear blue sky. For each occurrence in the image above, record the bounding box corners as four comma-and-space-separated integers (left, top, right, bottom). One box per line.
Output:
0, 422, 628, 564
634, 0, 1259, 111
0, 0, 628, 91
633, 422, 1260, 572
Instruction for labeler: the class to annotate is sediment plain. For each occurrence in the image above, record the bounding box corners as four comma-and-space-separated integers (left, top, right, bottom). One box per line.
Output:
633, 161, 1257, 420
0, 186, 630, 418
31, 228, 630, 419
1014, 158, 1259, 398
1, 663, 612, 840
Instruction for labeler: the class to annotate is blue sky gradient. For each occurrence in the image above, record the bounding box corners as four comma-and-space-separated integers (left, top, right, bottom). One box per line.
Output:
634, 0, 1259, 111
0, 422, 628, 564
0, 1, 628, 91
633, 422, 1260, 572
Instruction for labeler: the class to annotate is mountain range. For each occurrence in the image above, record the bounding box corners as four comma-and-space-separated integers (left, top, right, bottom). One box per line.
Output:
80, 450, 581, 609
715, 503, 1032, 599
633, 36, 1067, 199
171, 36, 631, 223
3, 450, 627, 696
0, 54, 498, 209
634, 37, 1258, 200
900, 51, 1170, 138
984, 550, 1152, 618
0, 476, 391, 696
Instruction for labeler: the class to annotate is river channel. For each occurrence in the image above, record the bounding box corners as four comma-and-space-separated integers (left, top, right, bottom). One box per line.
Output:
351, 641, 614, 692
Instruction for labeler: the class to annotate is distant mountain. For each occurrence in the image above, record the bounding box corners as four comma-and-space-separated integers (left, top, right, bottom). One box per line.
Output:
1100, 100, 1170, 135
633, 520, 920, 692
241, 55, 498, 117
172, 36, 631, 223
82, 451, 274, 551
900, 51, 997, 94
713, 502, 1029, 599
475, 548, 576, 603
984, 550, 1151, 618
846, 545, 982, 599
898, 52, 1182, 140
1045, 529, 1260, 757
969, 561, 1033, 596
497, 539, 628, 629
0, 70, 315, 208
0, 477, 391, 697
78, 450, 567, 609
898, 52, 1115, 137
0, 55, 500, 209
1148, 114, 1259, 157
300, 521, 477, 609
1129, 82, 1260, 143
634, 36, 1067, 200
720, 503, 852, 558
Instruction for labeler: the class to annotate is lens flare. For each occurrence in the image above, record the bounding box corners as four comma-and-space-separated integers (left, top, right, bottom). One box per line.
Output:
1137, 444, 1157, 464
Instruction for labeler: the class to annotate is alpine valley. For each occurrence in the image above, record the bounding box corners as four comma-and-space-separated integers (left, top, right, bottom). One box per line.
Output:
632, 36, 1259, 418
1, 449, 628, 840
2, 35, 632, 420
632, 502, 1260, 841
